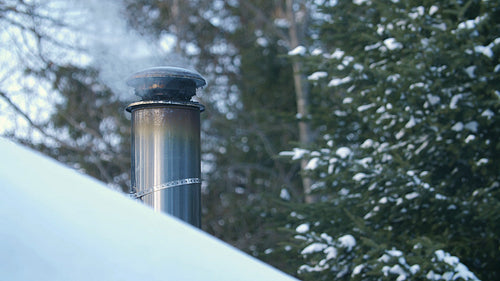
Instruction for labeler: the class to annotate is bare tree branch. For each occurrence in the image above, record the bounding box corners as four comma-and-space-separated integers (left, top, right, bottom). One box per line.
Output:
0, 90, 81, 152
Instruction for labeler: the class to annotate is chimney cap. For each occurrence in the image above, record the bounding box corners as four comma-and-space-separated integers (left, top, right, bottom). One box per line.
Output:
127, 66, 206, 101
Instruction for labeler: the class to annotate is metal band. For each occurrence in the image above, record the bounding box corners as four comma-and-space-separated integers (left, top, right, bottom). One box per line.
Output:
126, 100, 205, 112
133, 178, 201, 199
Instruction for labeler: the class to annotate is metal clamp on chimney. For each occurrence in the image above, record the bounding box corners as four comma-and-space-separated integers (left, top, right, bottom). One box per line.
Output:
126, 66, 206, 228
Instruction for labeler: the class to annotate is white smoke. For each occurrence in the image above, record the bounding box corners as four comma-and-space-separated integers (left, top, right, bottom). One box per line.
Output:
0, 0, 190, 136
69, 0, 189, 100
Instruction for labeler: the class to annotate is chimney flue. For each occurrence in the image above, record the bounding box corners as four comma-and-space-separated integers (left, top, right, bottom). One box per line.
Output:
126, 66, 206, 228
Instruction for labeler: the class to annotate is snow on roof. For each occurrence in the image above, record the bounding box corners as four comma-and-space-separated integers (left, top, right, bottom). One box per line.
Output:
0, 138, 297, 281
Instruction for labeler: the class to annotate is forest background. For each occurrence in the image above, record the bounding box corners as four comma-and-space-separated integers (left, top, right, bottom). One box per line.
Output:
1, 0, 498, 280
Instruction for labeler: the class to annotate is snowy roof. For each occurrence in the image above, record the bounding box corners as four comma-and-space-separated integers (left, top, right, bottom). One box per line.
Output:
0, 138, 297, 281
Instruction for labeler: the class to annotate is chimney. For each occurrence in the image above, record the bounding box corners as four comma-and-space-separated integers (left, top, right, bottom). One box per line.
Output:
126, 66, 206, 228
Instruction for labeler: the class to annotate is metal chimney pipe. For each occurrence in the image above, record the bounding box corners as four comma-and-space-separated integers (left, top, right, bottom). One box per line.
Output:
126, 66, 206, 228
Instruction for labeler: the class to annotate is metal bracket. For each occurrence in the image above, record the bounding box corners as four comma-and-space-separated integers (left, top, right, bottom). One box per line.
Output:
132, 178, 201, 199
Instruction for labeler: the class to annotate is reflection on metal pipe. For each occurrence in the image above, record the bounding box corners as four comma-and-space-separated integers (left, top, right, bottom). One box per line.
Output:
126, 67, 206, 228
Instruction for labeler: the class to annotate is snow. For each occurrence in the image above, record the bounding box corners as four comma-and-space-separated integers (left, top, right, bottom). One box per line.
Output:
410, 264, 421, 274
311, 48, 323, 56
427, 94, 440, 106
298, 264, 328, 273
429, 5, 439, 16
405, 116, 417, 128
353, 0, 370, 5
386, 249, 403, 257
435, 194, 447, 200
474, 44, 494, 58
353, 63, 364, 71
353, 173, 368, 182
311, 181, 326, 190
396, 129, 405, 140
365, 42, 382, 51
377, 24, 385, 35
343, 97, 353, 104
235, 186, 245, 194
386, 265, 407, 281
352, 264, 365, 276
384, 38, 403, 50
357, 103, 376, 112
464, 121, 478, 133
328, 158, 337, 174
328, 76, 352, 87
415, 140, 429, 155
481, 109, 494, 119
433, 250, 480, 281
458, 20, 475, 30
387, 74, 400, 82
376, 105, 386, 113
311, 151, 321, 157
274, 18, 290, 28
301, 243, 328, 255
305, 157, 320, 170
378, 249, 424, 280
330, 49, 345, 59
361, 139, 374, 148
324, 246, 337, 260
256, 37, 268, 47
336, 147, 352, 159
279, 148, 309, 160
476, 158, 488, 166
308, 71, 328, 81
334, 110, 348, 116
404, 192, 419, 200
465, 134, 476, 143
320, 233, 334, 244
342, 56, 354, 66
408, 6, 425, 20
451, 122, 464, 132
359, 157, 372, 167
378, 254, 391, 263
326, 0, 339, 7
288, 45, 306, 56
280, 188, 291, 201
0, 138, 297, 281
457, 15, 487, 30
434, 22, 447, 31
465, 66, 476, 78
338, 234, 356, 250
296, 223, 310, 233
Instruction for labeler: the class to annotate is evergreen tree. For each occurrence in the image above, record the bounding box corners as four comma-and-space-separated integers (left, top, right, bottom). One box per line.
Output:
281, 0, 499, 280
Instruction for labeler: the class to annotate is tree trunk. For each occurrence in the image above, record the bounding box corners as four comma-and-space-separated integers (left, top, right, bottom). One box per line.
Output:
172, 0, 182, 53
286, 0, 316, 203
